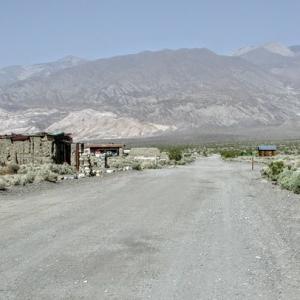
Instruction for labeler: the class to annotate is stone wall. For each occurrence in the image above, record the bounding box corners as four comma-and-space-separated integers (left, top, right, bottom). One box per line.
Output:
79, 153, 105, 176
0, 136, 55, 165
0, 134, 71, 165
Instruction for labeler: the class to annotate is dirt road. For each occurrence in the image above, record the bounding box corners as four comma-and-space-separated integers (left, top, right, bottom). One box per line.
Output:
0, 156, 299, 299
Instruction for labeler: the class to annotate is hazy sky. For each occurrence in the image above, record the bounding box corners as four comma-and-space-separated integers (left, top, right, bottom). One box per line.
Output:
0, 0, 299, 67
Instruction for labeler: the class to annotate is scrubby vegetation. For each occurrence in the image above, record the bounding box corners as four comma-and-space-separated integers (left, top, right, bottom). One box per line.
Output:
0, 163, 20, 175
262, 160, 300, 194
220, 149, 253, 159
1, 141, 299, 191
132, 162, 143, 171
107, 145, 197, 171
168, 147, 183, 161
0, 163, 75, 190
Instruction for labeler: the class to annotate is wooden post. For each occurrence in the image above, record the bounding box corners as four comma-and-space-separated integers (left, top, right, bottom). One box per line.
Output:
252, 155, 254, 171
75, 143, 80, 171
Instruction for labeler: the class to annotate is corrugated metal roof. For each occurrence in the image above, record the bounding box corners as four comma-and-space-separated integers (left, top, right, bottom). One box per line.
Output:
257, 145, 277, 151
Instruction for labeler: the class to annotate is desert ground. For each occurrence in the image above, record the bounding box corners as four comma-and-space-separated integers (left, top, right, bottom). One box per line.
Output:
0, 156, 299, 299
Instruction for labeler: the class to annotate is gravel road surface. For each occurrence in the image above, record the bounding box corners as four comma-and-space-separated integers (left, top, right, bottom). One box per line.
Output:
0, 156, 299, 299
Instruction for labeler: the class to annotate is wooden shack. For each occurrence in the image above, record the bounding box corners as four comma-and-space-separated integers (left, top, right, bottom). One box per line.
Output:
257, 145, 277, 157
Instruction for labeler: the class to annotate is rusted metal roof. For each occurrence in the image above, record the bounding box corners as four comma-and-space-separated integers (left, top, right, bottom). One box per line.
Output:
0, 132, 73, 143
0, 134, 29, 141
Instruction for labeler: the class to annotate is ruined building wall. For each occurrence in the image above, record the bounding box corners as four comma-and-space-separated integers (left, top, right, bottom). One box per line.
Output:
0, 136, 56, 165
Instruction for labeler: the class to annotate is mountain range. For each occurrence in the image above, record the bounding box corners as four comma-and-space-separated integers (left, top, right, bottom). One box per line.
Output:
0, 42, 299, 141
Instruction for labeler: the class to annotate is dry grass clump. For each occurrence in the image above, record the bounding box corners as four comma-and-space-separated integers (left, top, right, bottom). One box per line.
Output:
0, 163, 75, 190
48, 163, 75, 175
0, 163, 20, 175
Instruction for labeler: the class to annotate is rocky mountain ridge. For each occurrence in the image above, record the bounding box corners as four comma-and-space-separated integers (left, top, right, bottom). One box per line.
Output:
0, 44, 299, 141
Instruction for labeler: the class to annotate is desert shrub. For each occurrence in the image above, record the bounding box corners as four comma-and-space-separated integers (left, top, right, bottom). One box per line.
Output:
18, 163, 74, 176
182, 156, 196, 164
11, 175, 21, 186
49, 163, 75, 175
42, 171, 58, 183
18, 164, 35, 175
21, 172, 36, 185
132, 162, 142, 171
278, 169, 294, 190
291, 172, 300, 194
7, 163, 20, 174
268, 160, 285, 180
220, 150, 243, 159
262, 160, 285, 181
263, 160, 300, 194
0, 163, 69, 189
278, 170, 300, 194
9, 173, 36, 186
168, 148, 182, 161
0, 163, 20, 175
146, 163, 161, 169
0, 177, 7, 190
32, 165, 58, 183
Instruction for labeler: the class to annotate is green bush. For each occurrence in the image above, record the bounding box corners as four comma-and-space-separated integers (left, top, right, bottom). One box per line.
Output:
168, 148, 182, 161
0, 177, 7, 190
267, 160, 285, 181
278, 170, 300, 194
132, 162, 142, 171
263, 160, 300, 194
291, 172, 300, 194
278, 169, 294, 190
220, 150, 241, 159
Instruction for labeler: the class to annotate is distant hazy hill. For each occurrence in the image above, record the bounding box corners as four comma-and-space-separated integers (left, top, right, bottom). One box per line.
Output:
0, 56, 87, 87
289, 45, 300, 55
233, 42, 300, 88
0, 46, 299, 141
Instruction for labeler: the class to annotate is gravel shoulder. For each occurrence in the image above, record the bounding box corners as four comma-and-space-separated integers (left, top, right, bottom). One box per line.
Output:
0, 156, 299, 299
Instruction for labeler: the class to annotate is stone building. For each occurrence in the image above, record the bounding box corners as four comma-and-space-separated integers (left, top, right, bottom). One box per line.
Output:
0, 132, 73, 165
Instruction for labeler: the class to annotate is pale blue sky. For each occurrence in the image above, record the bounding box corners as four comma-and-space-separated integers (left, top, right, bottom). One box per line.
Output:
0, 0, 299, 67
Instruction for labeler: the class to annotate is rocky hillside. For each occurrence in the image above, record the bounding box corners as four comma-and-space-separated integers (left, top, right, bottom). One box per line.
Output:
0, 46, 300, 140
